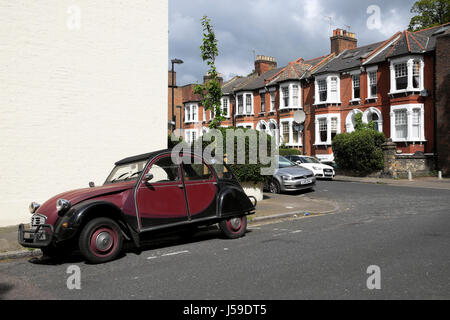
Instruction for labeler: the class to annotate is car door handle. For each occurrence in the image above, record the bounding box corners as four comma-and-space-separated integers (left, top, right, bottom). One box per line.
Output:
177, 184, 184, 189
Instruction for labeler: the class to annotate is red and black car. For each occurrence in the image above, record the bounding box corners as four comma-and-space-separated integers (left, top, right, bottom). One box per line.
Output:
19, 149, 256, 263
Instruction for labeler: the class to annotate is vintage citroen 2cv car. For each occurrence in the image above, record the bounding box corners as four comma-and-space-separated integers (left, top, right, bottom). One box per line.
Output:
19, 149, 256, 263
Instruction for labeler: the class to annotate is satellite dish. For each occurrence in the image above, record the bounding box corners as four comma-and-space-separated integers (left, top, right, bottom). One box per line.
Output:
293, 110, 306, 124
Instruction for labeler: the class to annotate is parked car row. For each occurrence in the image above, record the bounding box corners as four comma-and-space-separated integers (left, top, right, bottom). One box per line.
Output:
264, 155, 335, 194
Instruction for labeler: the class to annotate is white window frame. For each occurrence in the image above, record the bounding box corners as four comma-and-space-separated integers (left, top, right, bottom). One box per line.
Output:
390, 104, 425, 142
236, 92, 254, 116
350, 70, 361, 102
314, 74, 341, 105
279, 117, 302, 147
345, 109, 362, 133
184, 103, 198, 123
221, 97, 230, 118
389, 56, 424, 94
279, 81, 302, 109
236, 122, 253, 129
314, 113, 341, 145
270, 91, 276, 112
184, 129, 198, 144
366, 65, 378, 100
362, 107, 383, 133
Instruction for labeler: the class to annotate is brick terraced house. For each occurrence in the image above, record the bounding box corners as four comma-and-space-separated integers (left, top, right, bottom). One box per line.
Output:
176, 24, 449, 167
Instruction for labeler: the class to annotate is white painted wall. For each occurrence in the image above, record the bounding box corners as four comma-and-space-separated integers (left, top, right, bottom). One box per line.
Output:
0, 1, 168, 226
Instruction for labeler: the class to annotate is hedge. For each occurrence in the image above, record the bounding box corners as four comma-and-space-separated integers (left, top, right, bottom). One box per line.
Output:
332, 113, 385, 174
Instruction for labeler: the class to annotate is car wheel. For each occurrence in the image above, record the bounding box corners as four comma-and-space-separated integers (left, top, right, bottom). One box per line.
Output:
218, 216, 247, 239
268, 179, 281, 194
78, 217, 123, 264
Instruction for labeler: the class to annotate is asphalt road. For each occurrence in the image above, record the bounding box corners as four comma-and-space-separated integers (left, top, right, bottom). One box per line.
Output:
1, 180, 449, 300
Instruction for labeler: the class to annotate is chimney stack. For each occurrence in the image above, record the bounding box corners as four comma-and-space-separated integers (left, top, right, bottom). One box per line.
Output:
330, 28, 357, 55
255, 55, 277, 76
203, 72, 224, 86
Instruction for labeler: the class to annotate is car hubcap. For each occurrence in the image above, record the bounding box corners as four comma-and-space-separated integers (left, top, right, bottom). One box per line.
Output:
270, 182, 277, 193
95, 231, 113, 251
90, 227, 117, 257
229, 218, 241, 229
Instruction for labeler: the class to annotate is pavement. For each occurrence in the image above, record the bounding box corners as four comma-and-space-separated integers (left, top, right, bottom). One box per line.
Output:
0, 175, 447, 261
334, 175, 450, 190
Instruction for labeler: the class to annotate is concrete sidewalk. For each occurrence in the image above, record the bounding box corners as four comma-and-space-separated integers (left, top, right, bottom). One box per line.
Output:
0, 192, 338, 260
334, 175, 450, 190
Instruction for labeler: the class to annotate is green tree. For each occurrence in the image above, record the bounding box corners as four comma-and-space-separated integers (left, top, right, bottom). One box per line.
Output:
408, 0, 450, 31
194, 16, 224, 128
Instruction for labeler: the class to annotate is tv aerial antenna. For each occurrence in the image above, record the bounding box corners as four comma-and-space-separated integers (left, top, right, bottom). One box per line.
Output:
324, 16, 333, 36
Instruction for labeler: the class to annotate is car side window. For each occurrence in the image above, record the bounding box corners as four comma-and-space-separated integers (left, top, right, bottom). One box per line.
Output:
212, 163, 234, 180
182, 160, 213, 181
147, 156, 180, 183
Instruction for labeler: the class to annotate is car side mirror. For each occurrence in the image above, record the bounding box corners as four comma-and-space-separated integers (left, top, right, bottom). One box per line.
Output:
89, 181, 95, 187
143, 173, 154, 184
296, 161, 302, 165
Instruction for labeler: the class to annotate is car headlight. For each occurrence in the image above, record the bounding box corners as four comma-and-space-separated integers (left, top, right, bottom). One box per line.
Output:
56, 199, 71, 213
29, 202, 40, 214
282, 175, 294, 181
312, 166, 321, 170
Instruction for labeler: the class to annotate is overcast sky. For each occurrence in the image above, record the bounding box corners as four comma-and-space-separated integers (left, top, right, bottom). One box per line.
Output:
169, 0, 417, 86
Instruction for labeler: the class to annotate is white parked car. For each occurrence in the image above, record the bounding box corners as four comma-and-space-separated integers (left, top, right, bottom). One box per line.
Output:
285, 155, 335, 180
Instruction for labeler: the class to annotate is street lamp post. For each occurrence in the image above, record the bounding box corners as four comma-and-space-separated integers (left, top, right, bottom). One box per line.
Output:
171, 58, 183, 133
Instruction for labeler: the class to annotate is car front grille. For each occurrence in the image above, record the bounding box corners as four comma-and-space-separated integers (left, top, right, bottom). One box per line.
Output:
31, 214, 46, 229
293, 174, 314, 180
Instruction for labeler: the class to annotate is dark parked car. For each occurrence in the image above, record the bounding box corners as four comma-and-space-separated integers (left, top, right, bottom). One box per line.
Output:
264, 156, 316, 194
19, 149, 256, 263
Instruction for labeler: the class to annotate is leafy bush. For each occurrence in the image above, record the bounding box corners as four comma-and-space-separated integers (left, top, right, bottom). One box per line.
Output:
279, 148, 301, 156
332, 113, 385, 174
196, 127, 273, 183
168, 134, 183, 148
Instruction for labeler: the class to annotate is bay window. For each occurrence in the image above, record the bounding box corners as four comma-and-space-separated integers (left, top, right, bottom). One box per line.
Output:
279, 118, 302, 146
279, 82, 301, 109
389, 56, 424, 94
315, 114, 341, 145
390, 104, 425, 142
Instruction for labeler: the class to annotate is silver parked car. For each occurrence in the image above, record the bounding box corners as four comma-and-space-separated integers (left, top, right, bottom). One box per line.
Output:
265, 156, 316, 194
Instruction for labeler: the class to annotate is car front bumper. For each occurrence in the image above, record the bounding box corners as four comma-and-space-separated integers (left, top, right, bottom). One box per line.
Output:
18, 223, 54, 248
281, 178, 316, 191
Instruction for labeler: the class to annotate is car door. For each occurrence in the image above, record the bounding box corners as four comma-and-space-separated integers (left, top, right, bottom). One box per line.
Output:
136, 155, 188, 229
181, 156, 217, 220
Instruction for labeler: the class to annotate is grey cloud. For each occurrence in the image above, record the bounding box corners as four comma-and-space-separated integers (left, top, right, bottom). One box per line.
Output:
169, 0, 416, 86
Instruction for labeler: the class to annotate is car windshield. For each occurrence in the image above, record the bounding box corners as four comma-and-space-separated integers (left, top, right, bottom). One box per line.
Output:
105, 160, 147, 184
278, 156, 296, 168
301, 157, 321, 164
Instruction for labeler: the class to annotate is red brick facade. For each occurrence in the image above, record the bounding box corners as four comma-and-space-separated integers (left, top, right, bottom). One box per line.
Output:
172, 24, 449, 169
